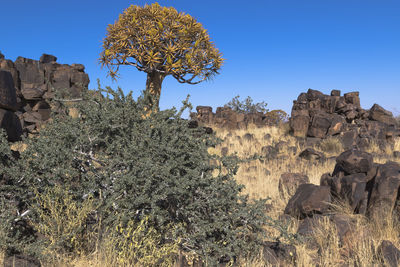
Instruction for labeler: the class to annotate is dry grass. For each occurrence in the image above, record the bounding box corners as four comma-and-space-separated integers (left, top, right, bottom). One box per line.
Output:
209, 125, 400, 266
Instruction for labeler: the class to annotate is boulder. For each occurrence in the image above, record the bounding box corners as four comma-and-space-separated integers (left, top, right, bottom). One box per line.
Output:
15, 57, 44, 88
331, 89, 341, 96
0, 108, 22, 141
335, 150, 373, 175
39, 53, 57, 63
284, 184, 331, 219
290, 115, 309, 137
278, 173, 310, 199
369, 104, 396, 126
299, 148, 325, 161
308, 113, 331, 138
367, 162, 400, 220
344, 91, 360, 107
0, 70, 17, 111
378, 240, 400, 267
21, 88, 45, 100
337, 173, 368, 213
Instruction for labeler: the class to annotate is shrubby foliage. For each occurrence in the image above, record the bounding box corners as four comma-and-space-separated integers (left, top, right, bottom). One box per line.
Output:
225, 95, 288, 123
0, 84, 268, 265
225, 95, 270, 114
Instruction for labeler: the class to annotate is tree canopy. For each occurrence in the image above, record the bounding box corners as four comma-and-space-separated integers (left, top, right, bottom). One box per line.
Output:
99, 3, 224, 109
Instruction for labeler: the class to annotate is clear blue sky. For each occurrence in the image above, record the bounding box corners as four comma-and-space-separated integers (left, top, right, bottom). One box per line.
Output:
1, 1, 399, 117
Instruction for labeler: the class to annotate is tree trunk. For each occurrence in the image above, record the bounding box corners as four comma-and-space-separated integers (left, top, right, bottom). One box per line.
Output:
145, 71, 165, 111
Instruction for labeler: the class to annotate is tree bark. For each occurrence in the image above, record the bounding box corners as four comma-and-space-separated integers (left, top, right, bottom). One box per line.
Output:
145, 71, 165, 111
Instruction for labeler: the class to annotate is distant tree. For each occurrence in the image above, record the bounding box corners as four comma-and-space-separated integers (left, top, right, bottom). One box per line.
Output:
225, 95, 270, 114
225, 95, 288, 123
100, 3, 224, 110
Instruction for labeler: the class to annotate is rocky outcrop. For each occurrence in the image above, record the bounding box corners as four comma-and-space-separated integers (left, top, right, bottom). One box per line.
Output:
326, 150, 400, 220
289, 89, 400, 150
190, 106, 281, 130
0, 52, 89, 140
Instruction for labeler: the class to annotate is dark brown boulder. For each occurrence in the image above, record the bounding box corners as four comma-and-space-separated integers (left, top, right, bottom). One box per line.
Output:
306, 89, 324, 101
52, 65, 89, 98
299, 148, 325, 161
15, 57, 45, 88
344, 91, 360, 107
284, 184, 331, 219
297, 215, 324, 236
327, 114, 345, 136
39, 53, 57, 63
367, 162, 400, 220
378, 240, 400, 267
0, 108, 22, 141
338, 173, 367, 213
21, 88, 45, 100
336, 150, 373, 175
308, 113, 331, 138
369, 104, 396, 126
290, 115, 309, 137
278, 172, 310, 199
0, 58, 20, 92
340, 130, 359, 149
331, 89, 341, 96
0, 70, 17, 111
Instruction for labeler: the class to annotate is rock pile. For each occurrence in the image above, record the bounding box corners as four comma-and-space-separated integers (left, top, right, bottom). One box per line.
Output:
289, 89, 400, 150
0, 52, 89, 140
190, 106, 278, 130
285, 149, 400, 221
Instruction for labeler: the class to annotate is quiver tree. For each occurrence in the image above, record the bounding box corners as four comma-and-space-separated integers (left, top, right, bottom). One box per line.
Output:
100, 2, 224, 109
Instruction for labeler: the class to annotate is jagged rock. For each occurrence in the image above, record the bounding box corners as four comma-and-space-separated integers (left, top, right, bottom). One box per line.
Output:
335, 150, 373, 175
0, 70, 17, 111
340, 130, 358, 149
21, 88, 45, 100
337, 173, 368, 213
278, 172, 309, 199
243, 133, 254, 141
289, 89, 399, 151
299, 148, 325, 161
378, 240, 400, 267
369, 104, 396, 126
0, 58, 20, 92
0, 53, 89, 136
344, 92, 360, 107
308, 112, 331, 138
191, 105, 281, 130
367, 162, 400, 220
297, 215, 324, 236
290, 115, 309, 137
0, 108, 22, 141
284, 184, 331, 219
39, 53, 57, 63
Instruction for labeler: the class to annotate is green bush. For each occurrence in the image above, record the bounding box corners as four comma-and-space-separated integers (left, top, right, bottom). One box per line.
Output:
225, 95, 269, 114
224, 95, 288, 123
0, 83, 268, 265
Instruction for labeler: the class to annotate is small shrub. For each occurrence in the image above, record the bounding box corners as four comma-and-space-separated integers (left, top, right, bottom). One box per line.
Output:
30, 184, 98, 260
265, 109, 289, 124
224, 95, 269, 114
105, 216, 179, 266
